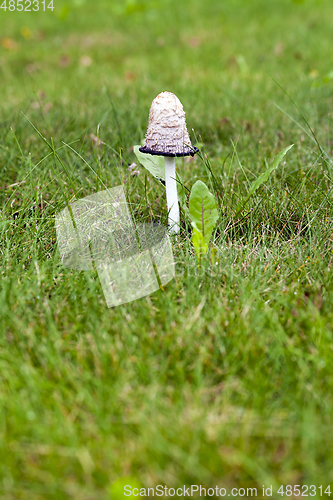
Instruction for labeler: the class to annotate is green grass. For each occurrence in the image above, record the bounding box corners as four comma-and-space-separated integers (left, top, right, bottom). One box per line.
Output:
1, 0, 333, 498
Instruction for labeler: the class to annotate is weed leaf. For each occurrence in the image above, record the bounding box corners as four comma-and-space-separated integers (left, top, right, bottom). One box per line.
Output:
134, 145, 165, 181
134, 145, 186, 202
192, 221, 209, 260
189, 180, 219, 260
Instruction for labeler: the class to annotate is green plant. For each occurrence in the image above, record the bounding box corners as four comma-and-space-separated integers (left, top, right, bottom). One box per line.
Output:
134, 146, 186, 202
134, 146, 218, 259
188, 180, 219, 261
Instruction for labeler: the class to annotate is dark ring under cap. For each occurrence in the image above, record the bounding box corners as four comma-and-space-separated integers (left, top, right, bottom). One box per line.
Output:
139, 146, 199, 157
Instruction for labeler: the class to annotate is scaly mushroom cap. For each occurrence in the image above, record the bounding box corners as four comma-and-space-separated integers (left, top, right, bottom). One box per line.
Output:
139, 91, 198, 157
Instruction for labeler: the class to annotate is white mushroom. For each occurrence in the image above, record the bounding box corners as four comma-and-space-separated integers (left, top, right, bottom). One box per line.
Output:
139, 91, 197, 234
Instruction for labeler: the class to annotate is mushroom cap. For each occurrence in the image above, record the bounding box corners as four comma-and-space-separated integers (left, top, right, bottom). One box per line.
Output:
139, 91, 198, 157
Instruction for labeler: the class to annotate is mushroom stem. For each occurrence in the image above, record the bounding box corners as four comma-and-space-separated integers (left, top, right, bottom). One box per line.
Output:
164, 156, 179, 234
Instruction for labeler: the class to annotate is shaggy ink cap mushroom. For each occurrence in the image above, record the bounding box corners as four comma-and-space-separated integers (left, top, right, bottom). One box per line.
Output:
139, 91, 198, 157
139, 92, 198, 234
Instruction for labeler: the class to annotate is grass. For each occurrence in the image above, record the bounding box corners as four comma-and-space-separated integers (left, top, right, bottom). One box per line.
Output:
1, 0, 333, 497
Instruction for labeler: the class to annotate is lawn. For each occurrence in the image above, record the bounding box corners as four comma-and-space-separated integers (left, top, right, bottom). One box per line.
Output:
1, 0, 333, 498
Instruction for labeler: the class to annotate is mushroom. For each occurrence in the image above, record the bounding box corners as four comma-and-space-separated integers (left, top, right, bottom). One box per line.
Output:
139, 91, 198, 234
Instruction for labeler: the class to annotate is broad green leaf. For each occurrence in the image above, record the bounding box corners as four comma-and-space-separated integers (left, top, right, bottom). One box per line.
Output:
235, 144, 294, 215
192, 221, 209, 261
189, 180, 219, 244
133, 145, 165, 181
189, 180, 219, 260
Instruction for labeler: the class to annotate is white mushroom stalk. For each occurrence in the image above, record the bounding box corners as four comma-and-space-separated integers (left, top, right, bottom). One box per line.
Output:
164, 156, 179, 233
139, 91, 198, 234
